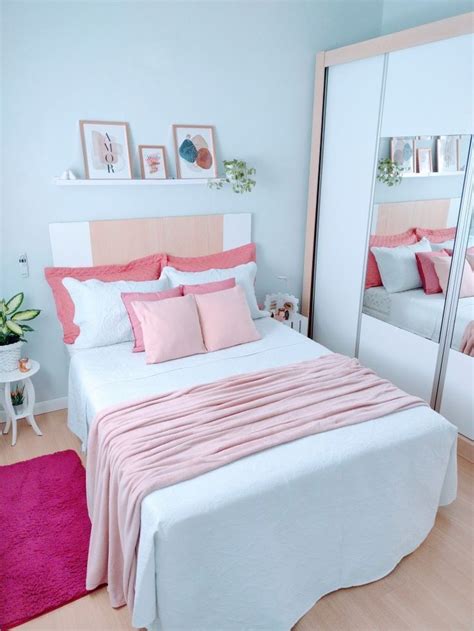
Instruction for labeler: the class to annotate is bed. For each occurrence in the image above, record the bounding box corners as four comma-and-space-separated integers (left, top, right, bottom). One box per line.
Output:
51, 215, 457, 631
364, 286, 474, 348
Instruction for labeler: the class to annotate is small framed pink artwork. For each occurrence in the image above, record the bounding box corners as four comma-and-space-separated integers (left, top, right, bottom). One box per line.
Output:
138, 145, 168, 180
79, 120, 132, 179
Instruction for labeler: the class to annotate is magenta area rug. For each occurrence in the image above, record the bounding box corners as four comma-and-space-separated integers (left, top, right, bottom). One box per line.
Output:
0, 450, 92, 630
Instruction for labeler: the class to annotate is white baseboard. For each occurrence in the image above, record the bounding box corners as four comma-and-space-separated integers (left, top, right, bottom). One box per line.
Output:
34, 397, 68, 415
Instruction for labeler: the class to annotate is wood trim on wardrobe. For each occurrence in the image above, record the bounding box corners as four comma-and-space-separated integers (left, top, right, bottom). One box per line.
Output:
458, 435, 474, 463
301, 11, 474, 319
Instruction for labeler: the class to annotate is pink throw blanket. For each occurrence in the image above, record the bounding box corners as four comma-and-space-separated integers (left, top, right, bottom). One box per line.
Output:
86, 354, 424, 609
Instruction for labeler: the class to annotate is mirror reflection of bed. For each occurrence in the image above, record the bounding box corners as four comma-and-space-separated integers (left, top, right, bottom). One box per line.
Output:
362, 198, 474, 354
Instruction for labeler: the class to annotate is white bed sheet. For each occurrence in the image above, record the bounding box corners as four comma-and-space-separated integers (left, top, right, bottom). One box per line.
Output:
67, 317, 457, 630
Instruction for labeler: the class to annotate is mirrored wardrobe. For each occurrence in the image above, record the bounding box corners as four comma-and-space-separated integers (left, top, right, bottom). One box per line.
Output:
303, 16, 474, 443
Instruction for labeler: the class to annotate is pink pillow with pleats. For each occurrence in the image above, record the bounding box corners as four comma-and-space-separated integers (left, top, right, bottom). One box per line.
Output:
166, 243, 256, 272
195, 285, 261, 352
45, 254, 165, 344
132, 294, 206, 364
433, 257, 474, 298
415, 226, 456, 243
182, 278, 236, 295
415, 250, 449, 294
122, 287, 183, 352
365, 229, 417, 288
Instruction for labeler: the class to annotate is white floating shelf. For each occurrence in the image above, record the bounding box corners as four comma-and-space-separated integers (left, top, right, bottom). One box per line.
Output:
53, 177, 224, 186
402, 171, 464, 178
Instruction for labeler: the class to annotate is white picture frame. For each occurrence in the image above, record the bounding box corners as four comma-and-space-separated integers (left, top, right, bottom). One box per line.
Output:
264, 293, 299, 321
437, 136, 460, 173
80, 120, 132, 179
173, 124, 218, 179
391, 137, 415, 173
417, 148, 433, 174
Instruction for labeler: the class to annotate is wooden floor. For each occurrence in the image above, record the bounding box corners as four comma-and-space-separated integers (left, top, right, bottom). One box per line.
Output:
1, 410, 473, 631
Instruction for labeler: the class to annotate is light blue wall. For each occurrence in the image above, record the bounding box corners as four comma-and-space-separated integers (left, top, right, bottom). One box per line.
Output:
0, 0, 385, 403
381, 0, 472, 34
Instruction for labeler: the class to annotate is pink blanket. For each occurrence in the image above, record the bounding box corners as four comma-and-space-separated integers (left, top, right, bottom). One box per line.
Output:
86, 354, 424, 609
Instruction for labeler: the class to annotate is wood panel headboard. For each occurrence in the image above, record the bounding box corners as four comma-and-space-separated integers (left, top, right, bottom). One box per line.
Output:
374, 199, 451, 235
49, 213, 251, 266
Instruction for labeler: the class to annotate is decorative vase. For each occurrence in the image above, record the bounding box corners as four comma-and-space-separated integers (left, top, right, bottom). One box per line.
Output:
0, 341, 23, 372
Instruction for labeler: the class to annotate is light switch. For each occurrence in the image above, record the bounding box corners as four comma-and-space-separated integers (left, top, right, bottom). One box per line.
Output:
19, 253, 29, 278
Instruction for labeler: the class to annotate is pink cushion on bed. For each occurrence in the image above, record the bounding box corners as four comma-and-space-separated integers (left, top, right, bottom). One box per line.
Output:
415, 226, 456, 243
122, 287, 183, 352
45, 254, 165, 344
132, 294, 206, 364
182, 278, 236, 296
365, 229, 417, 288
165, 243, 256, 272
415, 250, 449, 294
433, 256, 474, 298
195, 285, 261, 352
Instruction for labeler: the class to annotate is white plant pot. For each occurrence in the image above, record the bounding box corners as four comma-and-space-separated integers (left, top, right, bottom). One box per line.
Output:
0, 341, 23, 372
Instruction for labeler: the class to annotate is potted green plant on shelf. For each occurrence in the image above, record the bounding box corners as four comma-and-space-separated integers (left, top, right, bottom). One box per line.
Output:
376, 158, 404, 186
0, 293, 40, 372
209, 159, 256, 194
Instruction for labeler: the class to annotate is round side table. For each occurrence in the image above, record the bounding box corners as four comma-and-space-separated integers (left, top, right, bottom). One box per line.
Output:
0, 360, 42, 446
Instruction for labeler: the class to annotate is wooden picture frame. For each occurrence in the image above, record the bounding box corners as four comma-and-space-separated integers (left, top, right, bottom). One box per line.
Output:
138, 145, 168, 180
172, 124, 218, 179
391, 137, 415, 173
437, 136, 460, 173
79, 120, 132, 179
417, 147, 433, 174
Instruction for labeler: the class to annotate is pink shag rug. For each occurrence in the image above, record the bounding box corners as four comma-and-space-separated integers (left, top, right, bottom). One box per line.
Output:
0, 450, 92, 629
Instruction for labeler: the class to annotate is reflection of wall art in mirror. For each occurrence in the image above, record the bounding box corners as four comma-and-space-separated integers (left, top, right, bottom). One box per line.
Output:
391, 137, 414, 173
80, 120, 132, 179
417, 148, 433, 174
138, 145, 168, 180
437, 136, 460, 173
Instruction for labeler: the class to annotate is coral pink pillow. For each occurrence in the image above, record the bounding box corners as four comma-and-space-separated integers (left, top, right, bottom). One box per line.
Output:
166, 243, 256, 272
415, 226, 456, 243
122, 287, 182, 352
132, 294, 206, 364
415, 250, 449, 294
365, 229, 417, 288
45, 254, 165, 343
195, 285, 261, 352
182, 278, 236, 295
433, 257, 474, 298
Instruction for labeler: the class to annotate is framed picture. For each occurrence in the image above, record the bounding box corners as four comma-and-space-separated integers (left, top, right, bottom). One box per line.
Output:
138, 145, 168, 180
173, 124, 217, 179
80, 120, 132, 179
417, 148, 433, 174
437, 136, 459, 173
263, 293, 299, 321
391, 137, 415, 173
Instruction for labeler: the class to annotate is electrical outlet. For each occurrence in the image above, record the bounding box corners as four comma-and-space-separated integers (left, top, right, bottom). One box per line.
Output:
19, 253, 29, 278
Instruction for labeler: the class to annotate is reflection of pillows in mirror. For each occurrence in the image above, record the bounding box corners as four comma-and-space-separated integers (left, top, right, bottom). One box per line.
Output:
433, 257, 474, 298
466, 251, 474, 271
415, 250, 449, 294
431, 239, 455, 252
370, 238, 432, 293
415, 226, 456, 243
365, 228, 417, 289
122, 287, 183, 352
62, 277, 170, 349
132, 294, 206, 364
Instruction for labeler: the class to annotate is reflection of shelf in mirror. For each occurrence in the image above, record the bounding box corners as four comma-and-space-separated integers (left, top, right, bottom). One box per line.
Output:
402, 171, 464, 178
53, 177, 225, 186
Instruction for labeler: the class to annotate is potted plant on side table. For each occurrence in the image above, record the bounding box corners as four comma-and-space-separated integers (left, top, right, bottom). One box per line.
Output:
0, 293, 40, 372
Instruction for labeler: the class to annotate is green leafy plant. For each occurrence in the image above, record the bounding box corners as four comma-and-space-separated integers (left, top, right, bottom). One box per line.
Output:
377, 158, 404, 186
11, 384, 25, 407
0, 293, 41, 346
209, 159, 256, 194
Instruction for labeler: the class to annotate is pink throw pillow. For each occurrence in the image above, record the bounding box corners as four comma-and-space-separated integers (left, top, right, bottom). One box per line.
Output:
182, 278, 236, 295
132, 294, 206, 364
45, 254, 165, 344
415, 251, 449, 294
415, 226, 456, 243
195, 285, 261, 352
365, 229, 417, 288
433, 257, 474, 298
122, 287, 183, 352
166, 243, 256, 272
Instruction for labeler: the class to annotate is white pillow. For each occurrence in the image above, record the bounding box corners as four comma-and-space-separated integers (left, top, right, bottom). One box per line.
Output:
63, 277, 170, 348
431, 239, 455, 252
161, 262, 268, 319
371, 237, 432, 293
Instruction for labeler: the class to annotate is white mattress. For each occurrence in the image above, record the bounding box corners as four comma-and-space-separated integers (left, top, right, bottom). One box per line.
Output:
68, 317, 457, 630
364, 287, 474, 347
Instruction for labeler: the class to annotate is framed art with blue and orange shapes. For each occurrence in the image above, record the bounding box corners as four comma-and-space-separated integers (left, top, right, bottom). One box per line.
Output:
173, 124, 218, 179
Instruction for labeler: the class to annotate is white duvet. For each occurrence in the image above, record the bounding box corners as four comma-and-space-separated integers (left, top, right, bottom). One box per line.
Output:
68, 317, 457, 631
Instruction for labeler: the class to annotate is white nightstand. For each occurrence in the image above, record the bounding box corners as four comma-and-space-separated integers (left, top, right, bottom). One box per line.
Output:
277, 313, 309, 336
0, 360, 42, 446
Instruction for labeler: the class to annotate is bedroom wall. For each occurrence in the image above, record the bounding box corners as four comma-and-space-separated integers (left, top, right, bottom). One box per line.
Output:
381, 0, 473, 34
0, 0, 385, 405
